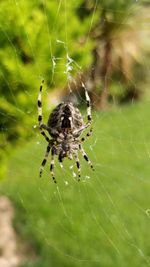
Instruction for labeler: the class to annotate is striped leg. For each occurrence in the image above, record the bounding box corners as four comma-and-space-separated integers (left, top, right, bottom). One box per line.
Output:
81, 128, 93, 142
74, 153, 81, 181
50, 147, 57, 183
38, 80, 50, 143
58, 152, 64, 168
40, 130, 51, 142
38, 79, 44, 127
79, 144, 94, 171
81, 82, 92, 123
79, 82, 93, 140
39, 143, 51, 177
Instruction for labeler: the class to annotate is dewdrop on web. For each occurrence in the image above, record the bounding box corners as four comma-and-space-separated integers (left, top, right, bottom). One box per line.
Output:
85, 175, 91, 180
145, 209, 150, 218
64, 181, 69, 186
82, 176, 91, 183
73, 172, 77, 178
60, 163, 63, 168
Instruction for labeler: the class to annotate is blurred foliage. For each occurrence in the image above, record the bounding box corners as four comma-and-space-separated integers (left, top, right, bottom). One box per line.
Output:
0, 0, 93, 149
77, 0, 150, 108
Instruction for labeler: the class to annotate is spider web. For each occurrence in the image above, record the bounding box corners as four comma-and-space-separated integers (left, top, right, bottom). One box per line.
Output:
0, 1, 150, 267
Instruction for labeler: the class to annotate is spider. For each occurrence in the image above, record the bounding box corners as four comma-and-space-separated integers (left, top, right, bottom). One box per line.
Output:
38, 80, 94, 183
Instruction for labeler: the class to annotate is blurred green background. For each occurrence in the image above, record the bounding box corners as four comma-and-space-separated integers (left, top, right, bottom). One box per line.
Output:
0, 0, 150, 266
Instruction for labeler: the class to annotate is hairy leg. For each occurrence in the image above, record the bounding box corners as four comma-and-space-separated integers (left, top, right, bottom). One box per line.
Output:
39, 143, 51, 177
79, 144, 94, 170
74, 152, 81, 181
38, 80, 51, 142
50, 147, 57, 183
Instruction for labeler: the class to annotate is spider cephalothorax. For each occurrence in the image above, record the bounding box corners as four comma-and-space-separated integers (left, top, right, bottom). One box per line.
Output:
38, 80, 94, 183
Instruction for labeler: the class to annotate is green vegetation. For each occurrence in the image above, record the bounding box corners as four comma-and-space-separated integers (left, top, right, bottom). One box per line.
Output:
1, 101, 150, 267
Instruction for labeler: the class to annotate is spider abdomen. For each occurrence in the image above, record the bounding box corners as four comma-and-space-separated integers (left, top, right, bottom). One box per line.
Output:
47, 102, 84, 137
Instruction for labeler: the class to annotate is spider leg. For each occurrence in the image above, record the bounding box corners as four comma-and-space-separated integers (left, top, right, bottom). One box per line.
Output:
38, 80, 50, 143
79, 144, 94, 171
73, 83, 92, 137
50, 147, 57, 183
58, 152, 64, 168
81, 128, 93, 142
73, 123, 90, 136
74, 152, 81, 181
38, 79, 45, 127
40, 124, 60, 138
39, 143, 51, 177
40, 130, 51, 142
81, 82, 92, 124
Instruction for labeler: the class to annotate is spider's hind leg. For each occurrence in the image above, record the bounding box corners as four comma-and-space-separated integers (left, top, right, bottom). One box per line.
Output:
74, 153, 81, 181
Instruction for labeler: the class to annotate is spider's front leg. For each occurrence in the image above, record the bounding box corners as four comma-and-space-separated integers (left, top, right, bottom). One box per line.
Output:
73, 82, 93, 138
80, 82, 93, 140
81, 82, 92, 124
38, 80, 50, 143
73, 123, 90, 136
